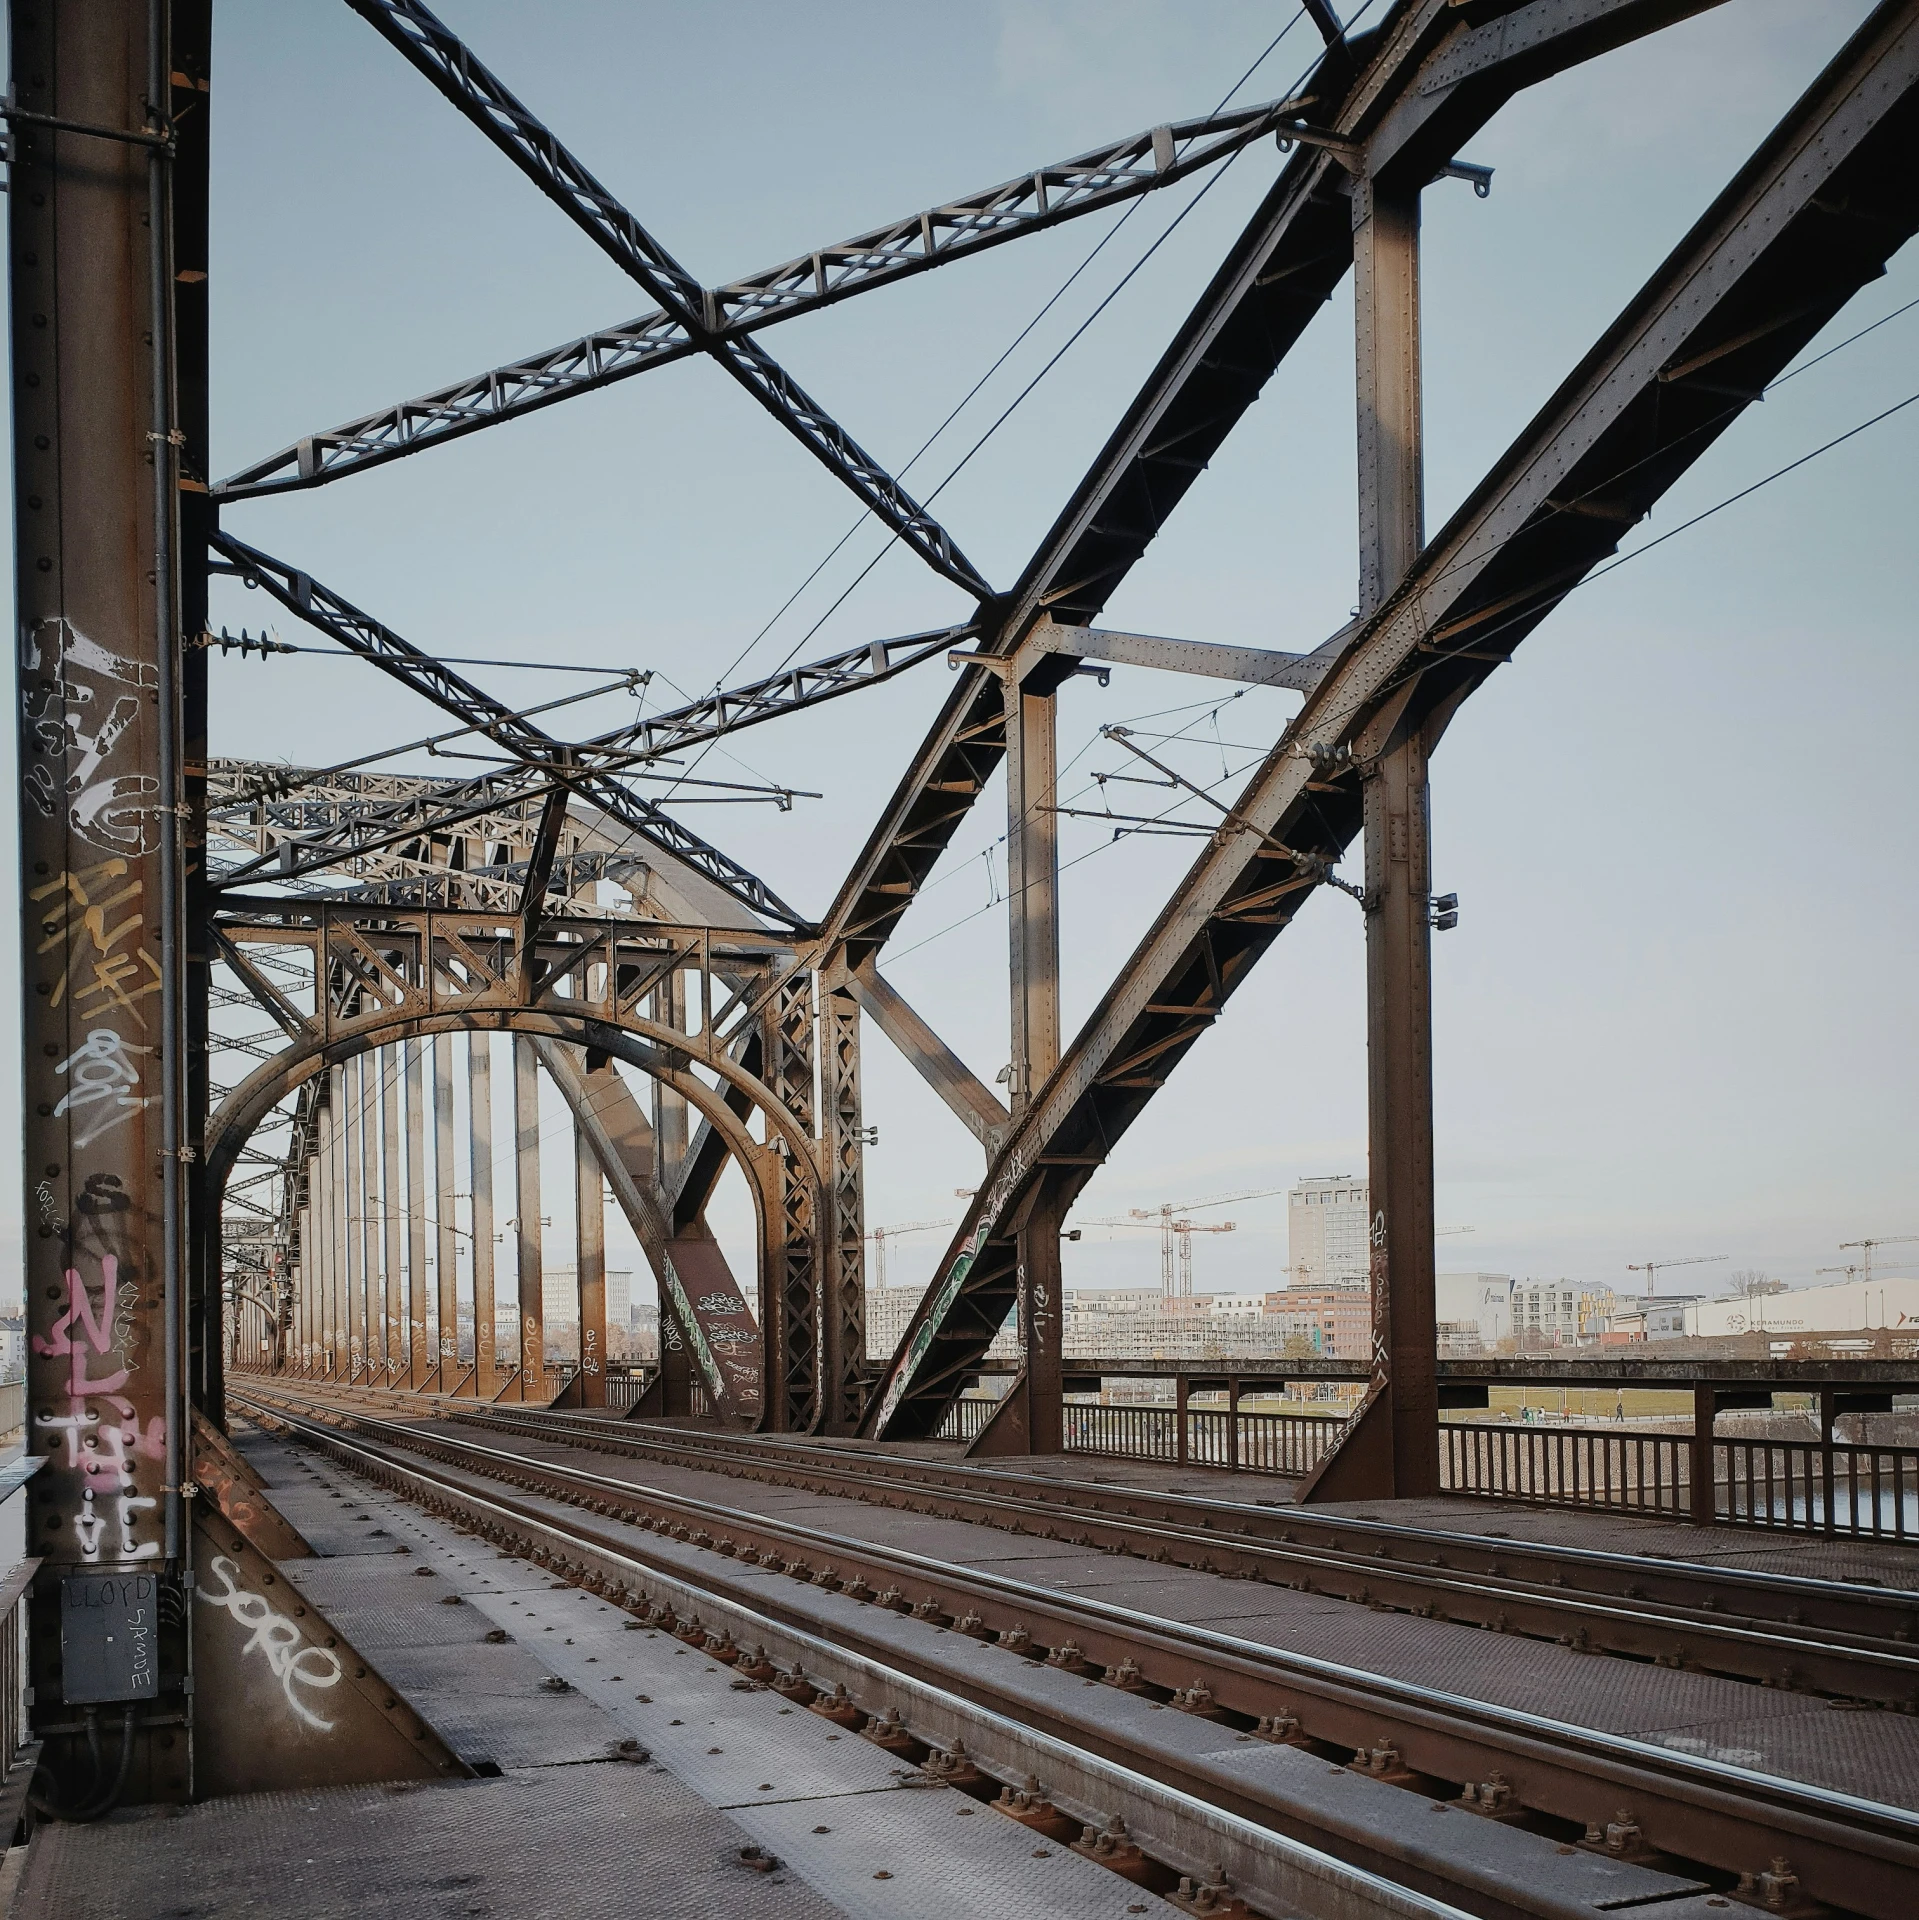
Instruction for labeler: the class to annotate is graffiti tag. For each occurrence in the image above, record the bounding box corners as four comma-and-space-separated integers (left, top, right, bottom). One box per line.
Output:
32, 1255, 165, 1562
21, 617, 161, 853
53, 1028, 158, 1149
30, 861, 162, 1027
196, 1556, 344, 1731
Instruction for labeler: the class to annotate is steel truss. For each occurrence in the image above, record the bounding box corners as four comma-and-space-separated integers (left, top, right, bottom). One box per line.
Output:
192, 0, 1919, 1454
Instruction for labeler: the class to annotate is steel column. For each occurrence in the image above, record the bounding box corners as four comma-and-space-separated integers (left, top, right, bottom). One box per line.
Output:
468, 1033, 498, 1394
314, 1092, 332, 1373
820, 961, 866, 1433
433, 1033, 459, 1385
653, 969, 689, 1185
297, 1201, 311, 1370
765, 976, 820, 1431
1004, 676, 1060, 1116
510, 1035, 546, 1399
404, 1038, 429, 1385
357, 1054, 380, 1378
1691, 1386, 1718, 1527
574, 1121, 608, 1406
1303, 175, 1439, 1501
333, 1071, 352, 1376
345, 1054, 366, 1378
380, 1043, 403, 1378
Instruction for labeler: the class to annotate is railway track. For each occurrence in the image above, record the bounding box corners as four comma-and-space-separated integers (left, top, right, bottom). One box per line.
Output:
254, 1380, 1919, 1709
235, 1384, 1919, 1920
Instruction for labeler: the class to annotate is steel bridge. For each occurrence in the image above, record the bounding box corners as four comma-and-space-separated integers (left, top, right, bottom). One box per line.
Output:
7, 1, 1919, 1912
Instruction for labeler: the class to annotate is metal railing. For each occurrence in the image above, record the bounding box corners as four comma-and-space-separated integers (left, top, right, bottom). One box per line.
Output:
931, 1397, 1347, 1472
605, 1365, 647, 1412
1441, 1422, 1692, 1517
937, 1395, 997, 1443
1064, 1403, 1345, 1477
1069, 1403, 1178, 1462
0, 1381, 22, 1441
0, 1559, 37, 1788
1441, 1422, 1919, 1541
1721, 1436, 1919, 1540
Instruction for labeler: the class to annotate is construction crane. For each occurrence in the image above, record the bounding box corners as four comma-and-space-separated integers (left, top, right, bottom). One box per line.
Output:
1077, 1188, 1285, 1298
1078, 1213, 1239, 1298
1627, 1252, 1727, 1297
864, 1219, 954, 1289
1840, 1235, 1919, 1284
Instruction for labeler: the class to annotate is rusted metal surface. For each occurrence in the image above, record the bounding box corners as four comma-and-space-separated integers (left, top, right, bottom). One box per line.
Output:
188, 1508, 466, 1796
11, 0, 197, 1807
190, 1407, 312, 1560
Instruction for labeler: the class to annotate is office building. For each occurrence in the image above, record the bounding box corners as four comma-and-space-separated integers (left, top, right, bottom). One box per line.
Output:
1435, 1273, 1513, 1349
540, 1264, 634, 1332
1286, 1175, 1370, 1289
1261, 1287, 1370, 1359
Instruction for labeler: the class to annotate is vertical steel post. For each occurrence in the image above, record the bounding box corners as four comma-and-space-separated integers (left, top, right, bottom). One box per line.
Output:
765, 977, 820, 1432
819, 959, 866, 1433
313, 1095, 332, 1373
1004, 676, 1061, 1118
1690, 1385, 1717, 1527
468, 1034, 497, 1395
295, 1200, 311, 1371
512, 1035, 546, 1399
344, 1054, 366, 1379
1004, 670, 1063, 1448
1304, 174, 1439, 1502
358, 1054, 380, 1378
404, 1039, 429, 1386
574, 1121, 608, 1406
1016, 1182, 1065, 1455
653, 970, 689, 1185
433, 1034, 459, 1385
380, 1044, 403, 1378
333, 1070, 352, 1376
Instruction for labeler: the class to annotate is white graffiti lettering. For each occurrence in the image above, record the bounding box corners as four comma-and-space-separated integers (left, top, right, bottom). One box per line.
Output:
694, 1292, 745, 1315
52, 1028, 158, 1149
21, 618, 161, 853
196, 1556, 343, 1731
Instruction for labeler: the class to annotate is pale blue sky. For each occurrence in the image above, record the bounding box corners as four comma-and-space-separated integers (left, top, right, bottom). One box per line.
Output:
7, 3, 1914, 1309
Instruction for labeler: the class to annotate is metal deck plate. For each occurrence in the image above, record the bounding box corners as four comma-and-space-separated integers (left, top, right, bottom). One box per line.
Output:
16, 1764, 846, 1920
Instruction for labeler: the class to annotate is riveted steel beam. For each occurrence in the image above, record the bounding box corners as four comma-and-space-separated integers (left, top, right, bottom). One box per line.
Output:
216, 96, 1305, 504
868, 0, 1919, 1438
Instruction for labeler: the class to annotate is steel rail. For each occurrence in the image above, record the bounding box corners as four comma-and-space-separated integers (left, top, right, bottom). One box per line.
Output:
521, 1410, 1919, 1637
261, 1382, 1919, 1707
238, 1386, 1919, 1918
252, 1398, 1489, 1920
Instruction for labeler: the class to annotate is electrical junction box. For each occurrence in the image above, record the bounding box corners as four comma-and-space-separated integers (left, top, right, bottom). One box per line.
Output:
60, 1572, 161, 1704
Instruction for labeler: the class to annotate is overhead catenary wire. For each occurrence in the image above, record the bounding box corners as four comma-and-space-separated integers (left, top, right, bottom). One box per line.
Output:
885, 378, 1919, 967
650, 8, 1338, 807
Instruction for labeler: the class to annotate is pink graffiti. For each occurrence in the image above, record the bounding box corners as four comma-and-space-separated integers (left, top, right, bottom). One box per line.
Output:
33, 1255, 165, 1562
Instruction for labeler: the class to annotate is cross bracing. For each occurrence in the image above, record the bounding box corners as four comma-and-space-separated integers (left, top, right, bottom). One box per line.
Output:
185, 0, 1919, 1467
